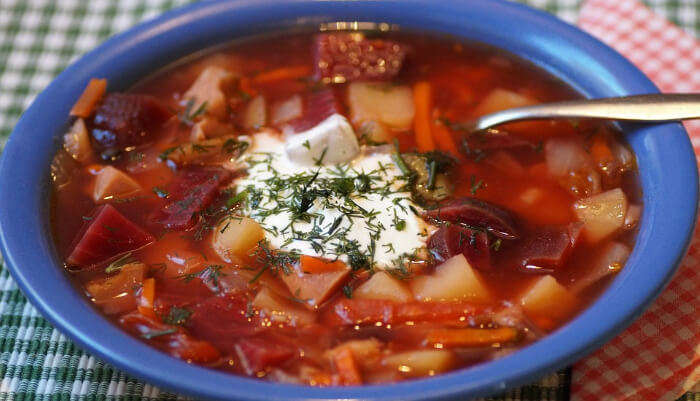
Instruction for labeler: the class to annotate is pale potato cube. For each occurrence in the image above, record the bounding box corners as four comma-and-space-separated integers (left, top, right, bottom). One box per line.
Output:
243, 95, 266, 130
183, 66, 236, 119
347, 82, 415, 130
213, 216, 264, 262
86, 262, 145, 315
252, 287, 316, 326
63, 118, 93, 163
357, 120, 392, 143
271, 95, 302, 125
354, 271, 412, 303
280, 263, 351, 308
473, 88, 537, 116
92, 166, 141, 203
519, 275, 578, 322
410, 254, 491, 303
382, 350, 455, 377
574, 188, 628, 243
284, 114, 360, 165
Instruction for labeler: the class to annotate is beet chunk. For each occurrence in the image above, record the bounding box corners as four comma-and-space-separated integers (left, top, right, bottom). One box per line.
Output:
151, 167, 231, 230
187, 294, 261, 353
286, 89, 342, 133
91, 93, 172, 151
428, 225, 490, 270
66, 204, 154, 267
512, 222, 583, 273
314, 33, 408, 83
423, 198, 519, 239
235, 337, 296, 375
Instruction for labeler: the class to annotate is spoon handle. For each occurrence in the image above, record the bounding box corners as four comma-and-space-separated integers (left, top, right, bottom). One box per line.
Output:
474, 93, 700, 131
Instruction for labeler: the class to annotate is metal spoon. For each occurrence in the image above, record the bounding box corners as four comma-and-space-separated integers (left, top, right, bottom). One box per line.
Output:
465, 93, 700, 132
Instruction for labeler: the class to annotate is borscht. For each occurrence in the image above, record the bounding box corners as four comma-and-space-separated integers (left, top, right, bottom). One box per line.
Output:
50, 30, 641, 385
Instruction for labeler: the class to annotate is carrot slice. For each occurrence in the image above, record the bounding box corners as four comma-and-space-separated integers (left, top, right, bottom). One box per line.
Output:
299, 255, 347, 274
431, 119, 460, 156
252, 66, 312, 85
590, 134, 614, 166
426, 327, 519, 347
70, 78, 107, 118
333, 347, 362, 385
412, 81, 435, 152
138, 277, 156, 318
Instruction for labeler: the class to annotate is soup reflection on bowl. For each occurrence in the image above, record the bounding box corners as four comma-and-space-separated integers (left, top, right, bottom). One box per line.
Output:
52, 29, 641, 385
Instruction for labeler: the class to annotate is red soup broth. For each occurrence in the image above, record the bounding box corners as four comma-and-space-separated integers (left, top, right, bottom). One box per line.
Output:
51, 30, 641, 385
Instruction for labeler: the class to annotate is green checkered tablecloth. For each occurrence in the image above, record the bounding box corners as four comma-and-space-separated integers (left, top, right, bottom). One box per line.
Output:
0, 1, 697, 400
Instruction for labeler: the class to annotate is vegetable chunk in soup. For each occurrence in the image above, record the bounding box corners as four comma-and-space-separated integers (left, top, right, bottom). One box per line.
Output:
50, 30, 641, 386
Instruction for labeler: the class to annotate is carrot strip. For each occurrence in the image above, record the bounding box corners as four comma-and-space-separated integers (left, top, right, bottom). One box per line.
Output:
238, 77, 257, 97
426, 327, 519, 347
431, 119, 460, 156
252, 66, 311, 85
590, 134, 614, 165
138, 278, 156, 318
70, 78, 107, 118
413, 81, 435, 152
300, 255, 347, 274
333, 347, 362, 385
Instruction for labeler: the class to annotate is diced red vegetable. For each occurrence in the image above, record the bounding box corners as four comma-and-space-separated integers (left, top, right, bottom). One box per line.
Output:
324, 298, 487, 326
285, 89, 342, 133
235, 338, 296, 375
119, 312, 221, 364
427, 225, 490, 270
186, 294, 261, 353
423, 198, 519, 239
511, 223, 583, 273
314, 33, 408, 82
91, 93, 172, 151
66, 204, 155, 267
151, 167, 231, 230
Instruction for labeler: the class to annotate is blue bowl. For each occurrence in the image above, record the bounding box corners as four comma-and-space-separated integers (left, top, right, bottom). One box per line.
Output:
0, 1, 697, 400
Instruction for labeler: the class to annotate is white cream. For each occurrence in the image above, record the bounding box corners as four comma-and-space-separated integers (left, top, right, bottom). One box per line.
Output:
233, 131, 433, 269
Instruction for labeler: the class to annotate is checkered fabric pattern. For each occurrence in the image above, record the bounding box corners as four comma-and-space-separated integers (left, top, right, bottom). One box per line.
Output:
0, 0, 697, 400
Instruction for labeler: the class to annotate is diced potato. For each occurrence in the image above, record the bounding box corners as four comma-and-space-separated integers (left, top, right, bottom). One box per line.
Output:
357, 120, 392, 143
63, 118, 93, 163
213, 216, 265, 262
624, 204, 642, 230
570, 242, 630, 294
545, 137, 592, 178
243, 95, 266, 130
190, 118, 234, 141
472, 88, 537, 116
92, 166, 141, 203
183, 66, 236, 119
347, 82, 415, 130
252, 287, 316, 326
280, 263, 351, 308
271, 95, 302, 125
573, 188, 628, 243
86, 262, 145, 315
284, 114, 360, 165
382, 350, 455, 377
519, 275, 578, 324
163, 250, 205, 277
410, 254, 491, 303
354, 271, 412, 303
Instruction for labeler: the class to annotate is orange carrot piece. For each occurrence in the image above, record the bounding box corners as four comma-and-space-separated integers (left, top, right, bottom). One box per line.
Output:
299, 255, 347, 274
252, 66, 312, 84
426, 327, 519, 347
70, 78, 107, 118
590, 134, 614, 165
333, 347, 362, 385
431, 120, 460, 156
412, 81, 435, 152
239, 77, 257, 97
138, 278, 156, 318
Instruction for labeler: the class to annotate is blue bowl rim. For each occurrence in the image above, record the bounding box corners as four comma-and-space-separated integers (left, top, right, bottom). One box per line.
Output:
0, 1, 697, 400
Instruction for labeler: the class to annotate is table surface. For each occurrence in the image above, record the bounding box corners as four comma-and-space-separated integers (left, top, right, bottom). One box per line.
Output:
0, 1, 697, 400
